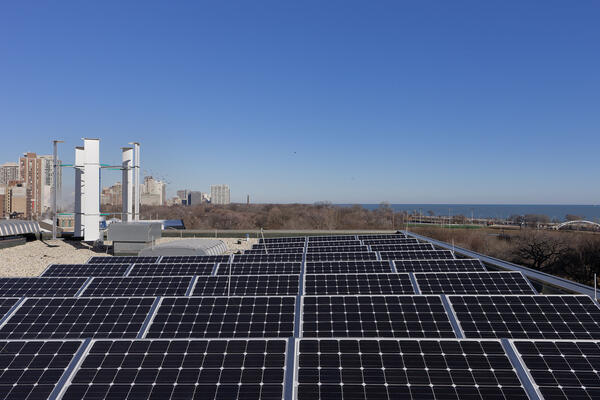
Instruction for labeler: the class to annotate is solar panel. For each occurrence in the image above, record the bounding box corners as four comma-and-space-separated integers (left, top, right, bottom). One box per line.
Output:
127, 262, 215, 276
301, 295, 456, 338
306, 245, 369, 253
512, 339, 600, 399
305, 252, 378, 262
0, 297, 155, 339
304, 273, 415, 295
308, 235, 357, 242
0, 339, 84, 400
370, 243, 435, 252
192, 275, 299, 296
357, 234, 407, 240
233, 254, 303, 263
243, 248, 304, 254
88, 256, 159, 264
306, 261, 393, 274
252, 242, 304, 250
361, 238, 419, 245
449, 295, 600, 339
0, 298, 20, 319
295, 338, 529, 400
379, 250, 455, 260
0, 277, 87, 297
414, 272, 537, 295
81, 276, 193, 297
159, 255, 230, 263
146, 296, 296, 338
260, 236, 305, 243
41, 264, 130, 277
308, 240, 361, 247
59, 338, 288, 400
394, 259, 486, 272
216, 262, 302, 275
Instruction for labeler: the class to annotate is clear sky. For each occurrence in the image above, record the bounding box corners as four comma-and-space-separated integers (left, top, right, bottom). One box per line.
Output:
1, 1, 598, 205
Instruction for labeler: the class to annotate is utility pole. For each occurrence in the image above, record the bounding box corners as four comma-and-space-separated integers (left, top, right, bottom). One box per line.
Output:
52, 140, 64, 240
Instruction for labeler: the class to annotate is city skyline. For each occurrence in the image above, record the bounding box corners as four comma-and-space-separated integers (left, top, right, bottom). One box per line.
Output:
1, 2, 599, 204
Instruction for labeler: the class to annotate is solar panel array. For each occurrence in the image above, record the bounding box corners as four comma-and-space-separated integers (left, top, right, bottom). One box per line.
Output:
295, 338, 529, 400
512, 339, 600, 399
414, 271, 537, 295
3, 232, 599, 399
41, 263, 131, 277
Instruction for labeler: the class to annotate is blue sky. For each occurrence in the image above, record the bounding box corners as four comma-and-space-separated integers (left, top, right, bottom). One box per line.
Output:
1, 1, 598, 204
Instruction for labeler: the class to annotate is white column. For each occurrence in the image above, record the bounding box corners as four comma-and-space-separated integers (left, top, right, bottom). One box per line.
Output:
121, 147, 133, 222
133, 142, 140, 220
74, 146, 84, 238
83, 138, 100, 242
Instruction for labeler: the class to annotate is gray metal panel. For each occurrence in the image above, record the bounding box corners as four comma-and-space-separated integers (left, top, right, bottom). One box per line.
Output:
139, 239, 228, 256
107, 222, 161, 242
0, 220, 40, 237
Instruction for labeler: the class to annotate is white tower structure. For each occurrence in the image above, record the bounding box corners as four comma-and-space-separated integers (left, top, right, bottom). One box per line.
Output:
74, 146, 84, 237
129, 142, 141, 220
83, 138, 100, 242
121, 147, 133, 222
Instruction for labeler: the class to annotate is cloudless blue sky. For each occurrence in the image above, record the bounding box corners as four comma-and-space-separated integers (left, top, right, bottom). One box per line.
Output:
1, 1, 598, 204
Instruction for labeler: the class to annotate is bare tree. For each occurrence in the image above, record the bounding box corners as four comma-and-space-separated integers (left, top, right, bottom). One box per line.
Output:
513, 232, 567, 271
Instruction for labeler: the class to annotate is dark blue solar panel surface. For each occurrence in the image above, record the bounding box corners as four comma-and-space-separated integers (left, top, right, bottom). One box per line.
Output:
60, 339, 288, 400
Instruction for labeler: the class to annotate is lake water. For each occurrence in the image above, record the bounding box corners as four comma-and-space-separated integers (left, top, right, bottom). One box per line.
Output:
336, 204, 600, 222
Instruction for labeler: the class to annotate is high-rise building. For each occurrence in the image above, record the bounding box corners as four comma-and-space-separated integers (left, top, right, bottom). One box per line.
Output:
4, 182, 31, 219
190, 191, 209, 205
140, 176, 166, 206
0, 162, 19, 185
177, 190, 191, 205
18, 153, 61, 217
101, 182, 123, 206
210, 184, 230, 205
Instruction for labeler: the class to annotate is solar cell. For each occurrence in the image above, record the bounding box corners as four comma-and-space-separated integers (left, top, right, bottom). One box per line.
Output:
0, 298, 20, 320
357, 234, 407, 240
0, 277, 87, 297
305, 252, 378, 262
243, 248, 304, 254
233, 254, 303, 263
301, 295, 456, 338
306, 245, 369, 253
0, 339, 84, 400
414, 272, 536, 295
260, 237, 305, 243
251, 243, 304, 250
361, 238, 419, 245
0, 297, 155, 339
379, 250, 455, 260
512, 339, 600, 400
41, 264, 130, 277
192, 275, 299, 296
159, 255, 230, 264
308, 240, 361, 247
81, 276, 193, 297
295, 338, 529, 400
88, 256, 159, 264
308, 235, 357, 242
216, 262, 301, 275
146, 296, 296, 339
369, 243, 435, 252
59, 338, 288, 400
127, 262, 215, 276
449, 295, 600, 339
306, 261, 393, 274
304, 273, 415, 295
393, 259, 486, 272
